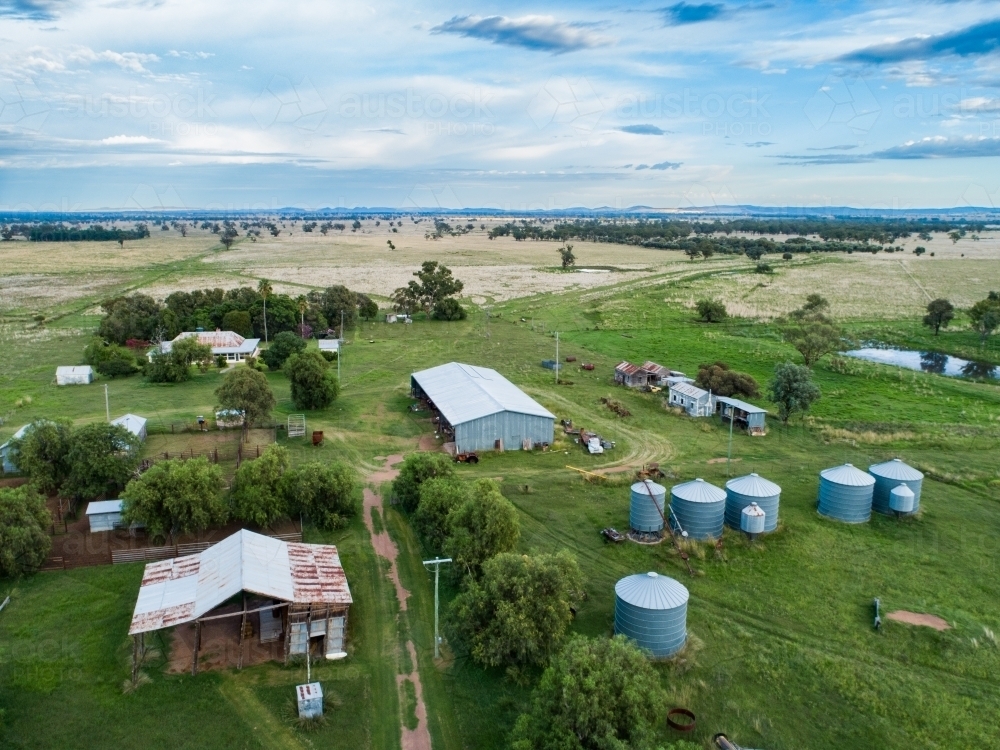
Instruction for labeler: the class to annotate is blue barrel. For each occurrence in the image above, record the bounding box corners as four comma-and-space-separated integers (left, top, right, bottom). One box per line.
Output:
630, 481, 666, 532
614, 572, 688, 658
818, 464, 875, 523
670, 478, 726, 540
725, 473, 780, 533
869, 459, 923, 515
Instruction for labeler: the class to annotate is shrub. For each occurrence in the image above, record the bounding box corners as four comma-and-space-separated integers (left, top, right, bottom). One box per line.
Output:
286, 350, 339, 410
230, 444, 290, 527
146, 336, 213, 383
510, 636, 666, 750
755, 262, 773, 274
121, 457, 226, 542
392, 453, 455, 513
260, 330, 306, 370
0, 485, 52, 577
444, 479, 520, 580
446, 550, 583, 668
782, 252, 793, 260
432, 298, 467, 321
695, 361, 760, 399
84, 337, 141, 378
695, 298, 727, 323
281, 461, 359, 530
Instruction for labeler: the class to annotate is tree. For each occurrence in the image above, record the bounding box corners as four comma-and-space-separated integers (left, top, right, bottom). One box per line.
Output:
10, 420, 72, 494
257, 278, 273, 342
914, 246, 927, 256
358, 294, 379, 321
432, 298, 467, 321
315, 285, 358, 331
791, 294, 830, 319
391, 284, 420, 315
63, 423, 140, 500
922, 298, 955, 335
510, 635, 667, 750
281, 461, 359, 530
768, 361, 821, 424
0, 485, 52, 577
783, 296, 842, 367
146, 336, 213, 383
120, 457, 226, 542
392, 453, 455, 513
695, 362, 760, 398
296, 295, 309, 336
260, 330, 307, 370
230, 444, 290, 527
695, 299, 727, 323
97, 293, 163, 344
412, 477, 468, 552
445, 479, 520, 579
222, 310, 254, 337
558, 244, 576, 268
286, 350, 340, 410
215, 367, 276, 440
447, 551, 583, 669
969, 298, 1000, 344
413, 261, 464, 311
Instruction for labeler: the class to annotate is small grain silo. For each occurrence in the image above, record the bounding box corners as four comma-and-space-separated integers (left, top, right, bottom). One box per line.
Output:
614, 572, 688, 658
725, 473, 780, 533
670, 478, 726, 540
817, 463, 875, 523
889, 484, 916, 515
869, 459, 924, 515
630, 481, 666, 533
741, 502, 766, 538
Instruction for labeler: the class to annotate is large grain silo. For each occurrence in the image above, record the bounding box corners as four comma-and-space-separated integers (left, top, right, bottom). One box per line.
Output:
725, 473, 781, 532
869, 459, 924, 515
614, 572, 688, 658
818, 463, 875, 523
630, 481, 666, 532
670, 478, 726, 540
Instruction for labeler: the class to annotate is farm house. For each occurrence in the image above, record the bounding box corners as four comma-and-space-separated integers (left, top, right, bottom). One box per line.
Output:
111, 413, 148, 443
410, 362, 555, 453
150, 330, 261, 363
715, 397, 767, 435
128, 529, 353, 675
56, 366, 94, 385
668, 382, 713, 417
0, 424, 30, 473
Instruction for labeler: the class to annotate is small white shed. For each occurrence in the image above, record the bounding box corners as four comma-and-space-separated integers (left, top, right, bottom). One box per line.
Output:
318, 339, 340, 354
56, 366, 94, 385
86, 500, 124, 532
111, 414, 148, 443
1, 424, 31, 474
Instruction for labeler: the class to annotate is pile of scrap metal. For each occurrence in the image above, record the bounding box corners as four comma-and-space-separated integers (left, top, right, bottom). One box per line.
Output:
636, 463, 666, 480
601, 527, 626, 543
563, 420, 614, 453
600, 396, 631, 417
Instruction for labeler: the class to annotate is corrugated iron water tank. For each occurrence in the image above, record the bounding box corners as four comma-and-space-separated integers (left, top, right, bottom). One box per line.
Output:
869, 459, 924, 515
818, 463, 875, 523
670, 478, 726, 540
725, 473, 780, 533
614, 572, 689, 658
630, 481, 666, 532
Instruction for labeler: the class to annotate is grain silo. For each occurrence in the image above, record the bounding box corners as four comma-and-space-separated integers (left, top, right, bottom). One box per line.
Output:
740, 502, 766, 538
725, 473, 781, 533
670, 478, 726, 540
630, 481, 667, 532
614, 572, 688, 658
817, 463, 875, 523
869, 459, 924, 515
889, 484, 916, 515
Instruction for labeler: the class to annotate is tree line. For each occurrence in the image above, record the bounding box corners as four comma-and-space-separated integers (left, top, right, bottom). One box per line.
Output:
1, 223, 151, 243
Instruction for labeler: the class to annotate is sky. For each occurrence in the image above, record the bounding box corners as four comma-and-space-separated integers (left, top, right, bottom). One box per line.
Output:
2, 0, 1000, 210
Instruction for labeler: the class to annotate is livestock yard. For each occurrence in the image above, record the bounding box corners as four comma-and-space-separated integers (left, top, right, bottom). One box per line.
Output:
1, 220, 999, 750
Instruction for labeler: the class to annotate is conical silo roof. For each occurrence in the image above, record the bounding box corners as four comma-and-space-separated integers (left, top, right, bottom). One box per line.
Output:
631, 481, 666, 497
869, 458, 923, 482
820, 463, 875, 487
615, 572, 689, 610
725, 473, 781, 498
890, 484, 915, 498
671, 478, 726, 503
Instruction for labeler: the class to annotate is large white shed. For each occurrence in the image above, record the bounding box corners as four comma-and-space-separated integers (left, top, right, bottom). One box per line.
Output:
56, 366, 94, 385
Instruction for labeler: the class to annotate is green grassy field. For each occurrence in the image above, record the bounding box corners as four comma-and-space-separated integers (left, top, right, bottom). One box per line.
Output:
2, 252, 999, 750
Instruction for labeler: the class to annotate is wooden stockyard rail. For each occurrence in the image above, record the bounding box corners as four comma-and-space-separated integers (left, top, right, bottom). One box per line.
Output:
111, 531, 303, 565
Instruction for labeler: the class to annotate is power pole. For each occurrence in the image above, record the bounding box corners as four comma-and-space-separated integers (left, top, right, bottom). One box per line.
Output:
554, 332, 559, 384
727, 405, 735, 476
104, 384, 110, 422
422, 557, 452, 659
338, 310, 344, 382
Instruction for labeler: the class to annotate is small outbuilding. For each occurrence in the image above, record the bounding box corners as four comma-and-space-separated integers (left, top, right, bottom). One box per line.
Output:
615, 361, 649, 388
715, 396, 767, 436
411, 362, 554, 454
667, 382, 713, 417
56, 366, 94, 385
111, 414, 148, 443
86, 500, 125, 532
215, 409, 244, 429
318, 339, 340, 355
0, 424, 31, 474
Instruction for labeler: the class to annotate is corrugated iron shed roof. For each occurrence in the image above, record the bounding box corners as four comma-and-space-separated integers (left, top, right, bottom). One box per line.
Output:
715, 396, 767, 414
615, 572, 689, 610
128, 529, 352, 634
86, 500, 124, 515
615, 361, 642, 375
411, 362, 555, 426
111, 414, 147, 435
641, 361, 669, 376
669, 382, 710, 400
821, 463, 876, 487
869, 458, 923, 481
56, 366, 93, 376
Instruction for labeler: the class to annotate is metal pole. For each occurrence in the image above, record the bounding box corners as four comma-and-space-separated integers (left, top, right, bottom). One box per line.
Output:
339, 311, 344, 381
422, 557, 452, 659
727, 407, 734, 476
555, 332, 559, 384
104, 384, 110, 422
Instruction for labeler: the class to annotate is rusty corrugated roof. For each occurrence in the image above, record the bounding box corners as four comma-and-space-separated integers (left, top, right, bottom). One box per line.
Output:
616, 361, 642, 376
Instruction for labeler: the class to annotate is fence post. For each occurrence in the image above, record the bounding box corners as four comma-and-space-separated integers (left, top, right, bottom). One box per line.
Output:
256, 445, 260, 458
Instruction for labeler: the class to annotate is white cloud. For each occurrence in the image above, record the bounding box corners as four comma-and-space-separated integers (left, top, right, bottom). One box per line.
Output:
100, 134, 163, 144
